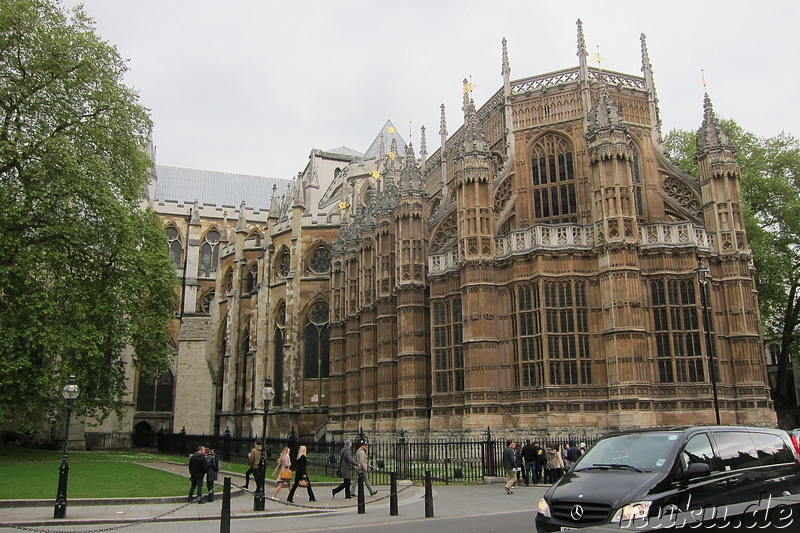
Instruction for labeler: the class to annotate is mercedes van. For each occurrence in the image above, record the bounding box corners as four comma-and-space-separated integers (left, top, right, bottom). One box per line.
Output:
535, 426, 800, 531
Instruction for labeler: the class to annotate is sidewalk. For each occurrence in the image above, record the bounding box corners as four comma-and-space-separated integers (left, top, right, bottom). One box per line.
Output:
0, 463, 549, 529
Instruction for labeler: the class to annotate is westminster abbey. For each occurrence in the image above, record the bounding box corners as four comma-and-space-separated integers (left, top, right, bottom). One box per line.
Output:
107, 21, 774, 442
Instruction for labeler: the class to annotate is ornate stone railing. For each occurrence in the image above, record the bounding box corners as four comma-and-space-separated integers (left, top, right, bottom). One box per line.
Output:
428, 222, 712, 275
510, 66, 646, 96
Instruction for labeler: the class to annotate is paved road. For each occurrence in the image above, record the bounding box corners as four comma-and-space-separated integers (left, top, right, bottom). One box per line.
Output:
0, 482, 548, 533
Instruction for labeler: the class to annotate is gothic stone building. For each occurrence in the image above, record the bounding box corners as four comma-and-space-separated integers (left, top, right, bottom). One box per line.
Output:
119, 21, 774, 442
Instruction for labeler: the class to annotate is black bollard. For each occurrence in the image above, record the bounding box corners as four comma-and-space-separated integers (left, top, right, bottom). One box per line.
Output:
357, 471, 366, 514
389, 471, 398, 516
424, 470, 434, 518
220, 477, 231, 533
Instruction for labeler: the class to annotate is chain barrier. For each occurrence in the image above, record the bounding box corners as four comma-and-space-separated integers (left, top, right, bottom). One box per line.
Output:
0, 489, 214, 533
0, 480, 418, 532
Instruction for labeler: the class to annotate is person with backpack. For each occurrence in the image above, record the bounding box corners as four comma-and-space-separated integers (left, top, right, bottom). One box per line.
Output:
204, 447, 220, 501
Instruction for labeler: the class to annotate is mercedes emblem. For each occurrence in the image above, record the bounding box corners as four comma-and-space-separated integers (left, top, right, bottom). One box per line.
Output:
570, 504, 585, 521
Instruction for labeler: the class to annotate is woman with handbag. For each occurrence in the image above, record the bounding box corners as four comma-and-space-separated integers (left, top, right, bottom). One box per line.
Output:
286, 445, 316, 503
271, 447, 292, 499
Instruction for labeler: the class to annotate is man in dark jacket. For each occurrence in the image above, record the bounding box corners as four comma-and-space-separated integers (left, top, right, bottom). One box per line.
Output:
331, 439, 361, 500
188, 446, 207, 502
534, 441, 547, 483
204, 447, 220, 501
566, 439, 582, 468
502, 439, 517, 494
520, 439, 537, 485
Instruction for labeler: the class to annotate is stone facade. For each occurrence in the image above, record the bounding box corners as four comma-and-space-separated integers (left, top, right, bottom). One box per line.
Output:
127, 21, 774, 442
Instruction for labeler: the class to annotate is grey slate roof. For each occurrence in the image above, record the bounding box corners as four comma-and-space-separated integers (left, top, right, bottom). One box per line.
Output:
325, 146, 364, 158
360, 120, 407, 161
154, 165, 291, 211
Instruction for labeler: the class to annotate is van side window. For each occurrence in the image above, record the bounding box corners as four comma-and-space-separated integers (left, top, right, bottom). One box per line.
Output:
680, 433, 715, 477
749, 432, 794, 466
713, 431, 760, 471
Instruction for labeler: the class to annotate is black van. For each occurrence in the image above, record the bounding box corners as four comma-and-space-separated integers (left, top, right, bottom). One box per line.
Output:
535, 426, 800, 531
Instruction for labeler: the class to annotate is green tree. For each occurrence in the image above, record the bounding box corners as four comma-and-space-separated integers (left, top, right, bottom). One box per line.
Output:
665, 123, 800, 412
0, 0, 177, 430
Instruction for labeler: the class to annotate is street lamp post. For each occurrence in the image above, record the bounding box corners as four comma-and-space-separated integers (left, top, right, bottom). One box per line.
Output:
53, 375, 80, 519
696, 260, 721, 425
253, 377, 275, 511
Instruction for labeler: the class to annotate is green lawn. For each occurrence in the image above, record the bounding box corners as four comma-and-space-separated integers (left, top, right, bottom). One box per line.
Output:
0, 445, 197, 500
0, 445, 339, 500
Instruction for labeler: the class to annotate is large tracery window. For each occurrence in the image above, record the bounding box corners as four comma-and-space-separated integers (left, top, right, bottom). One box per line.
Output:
652, 279, 704, 383
308, 246, 331, 274
278, 250, 291, 278
512, 280, 590, 387
165, 226, 183, 268
433, 299, 464, 393
304, 300, 330, 379
199, 229, 220, 277
530, 134, 577, 223
273, 301, 286, 407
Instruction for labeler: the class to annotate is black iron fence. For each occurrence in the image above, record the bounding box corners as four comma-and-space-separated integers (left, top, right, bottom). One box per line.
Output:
7, 426, 598, 483
144, 429, 598, 484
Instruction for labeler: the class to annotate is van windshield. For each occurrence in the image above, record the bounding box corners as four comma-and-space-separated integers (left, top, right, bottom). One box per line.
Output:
576, 431, 683, 472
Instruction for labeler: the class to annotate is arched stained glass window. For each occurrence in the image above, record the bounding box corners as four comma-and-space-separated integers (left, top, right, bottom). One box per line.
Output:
304, 301, 330, 379
530, 134, 577, 223
165, 226, 183, 268
199, 229, 220, 277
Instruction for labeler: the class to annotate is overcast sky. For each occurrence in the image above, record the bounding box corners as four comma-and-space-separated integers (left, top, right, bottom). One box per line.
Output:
64, 0, 798, 180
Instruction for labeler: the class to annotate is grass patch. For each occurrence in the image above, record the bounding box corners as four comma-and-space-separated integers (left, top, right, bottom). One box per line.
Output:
1, 462, 190, 500
0, 445, 341, 499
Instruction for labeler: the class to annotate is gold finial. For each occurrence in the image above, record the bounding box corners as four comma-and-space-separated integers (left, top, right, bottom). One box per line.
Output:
370, 170, 381, 180
338, 201, 350, 211
590, 45, 603, 68
463, 76, 476, 95
387, 125, 397, 133
701, 68, 707, 89
387, 152, 396, 160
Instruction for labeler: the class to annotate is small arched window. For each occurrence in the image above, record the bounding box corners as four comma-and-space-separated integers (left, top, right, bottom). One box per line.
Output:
530, 134, 577, 223
200, 290, 215, 314
165, 226, 183, 268
222, 268, 234, 294
278, 250, 291, 278
244, 263, 259, 293
199, 229, 221, 277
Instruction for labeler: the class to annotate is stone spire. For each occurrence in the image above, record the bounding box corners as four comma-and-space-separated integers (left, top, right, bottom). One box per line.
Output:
577, 19, 589, 82
190, 200, 200, 225
461, 79, 489, 155
640, 33, 662, 144
420, 125, 428, 173
586, 78, 626, 134
696, 92, 733, 155
235, 201, 247, 232
501, 37, 511, 82
439, 103, 448, 138
577, 19, 591, 123
220, 210, 229, 242
439, 103, 448, 197
268, 183, 280, 219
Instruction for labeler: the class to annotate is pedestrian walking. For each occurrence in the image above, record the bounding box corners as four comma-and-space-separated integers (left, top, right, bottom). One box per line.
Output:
243, 439, 262, 490
204, 447, 220, 501
287, 445, 317, 503
331, 439, 360, 499
350, 441, 378, 497
187, 445, 207, 502
502, 439, 516, 494
271, 447, 292, 499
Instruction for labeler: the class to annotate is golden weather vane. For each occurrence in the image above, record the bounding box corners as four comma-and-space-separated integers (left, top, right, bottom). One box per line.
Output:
338, 200, 350, 211
591, 45, 603, 68
370, 170, 381, 180
463, 76, 476, 95
387, 126, 397, 134
701, 68, 707, 89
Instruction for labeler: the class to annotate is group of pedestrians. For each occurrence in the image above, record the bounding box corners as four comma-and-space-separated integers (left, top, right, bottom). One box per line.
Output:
187, 445, 220, 503
238, 438, 377, 504
503, 438, 585, 493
